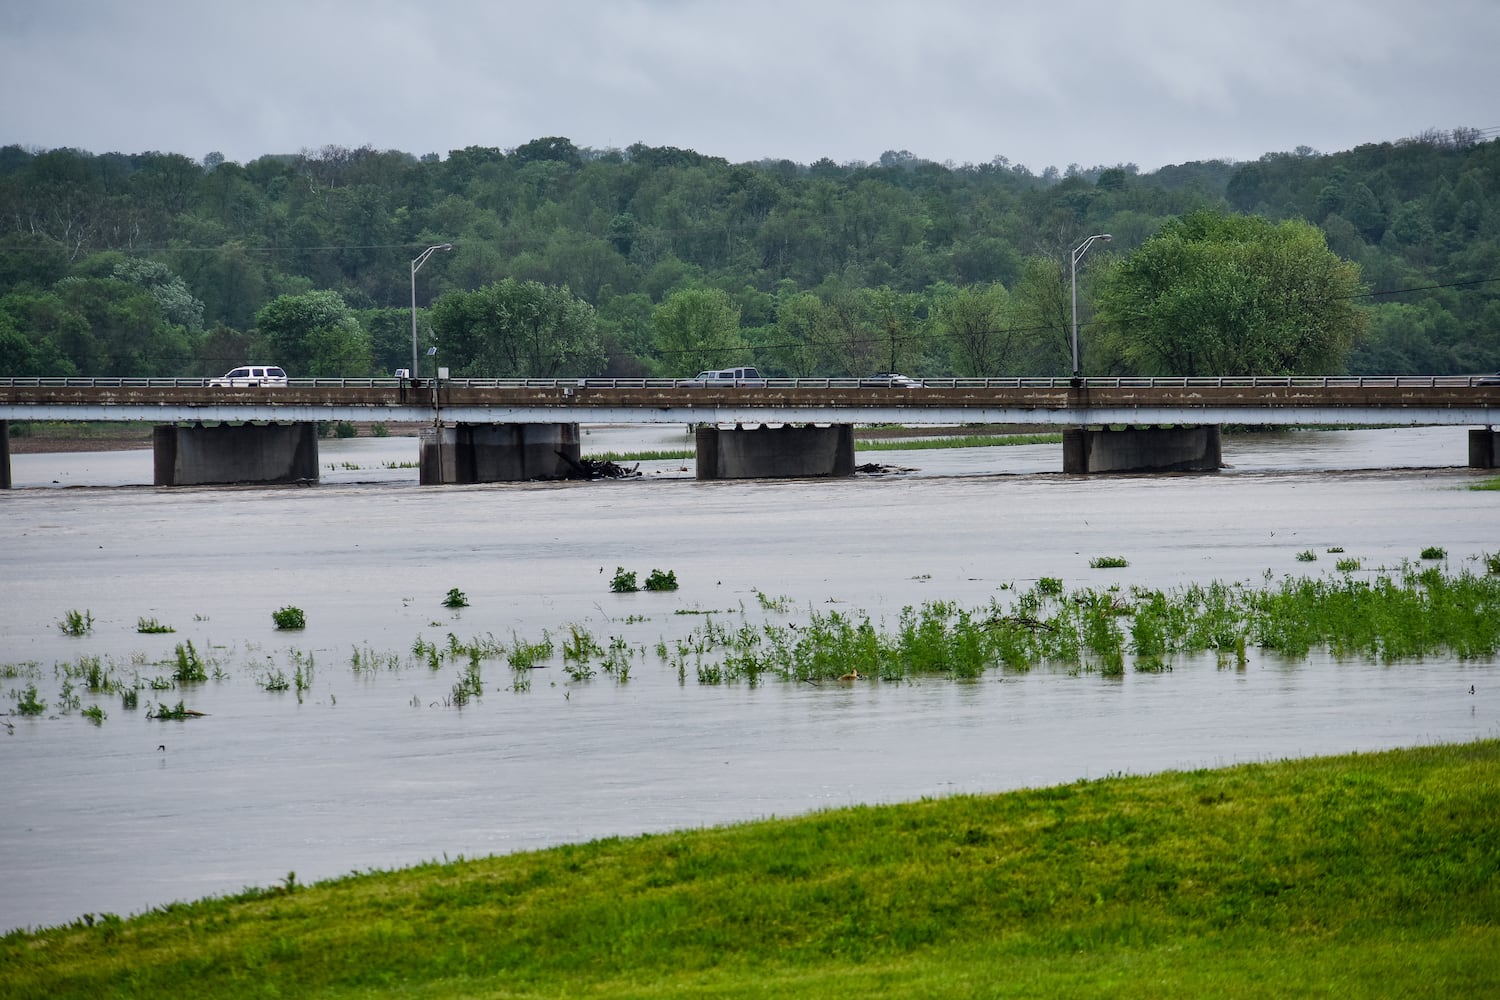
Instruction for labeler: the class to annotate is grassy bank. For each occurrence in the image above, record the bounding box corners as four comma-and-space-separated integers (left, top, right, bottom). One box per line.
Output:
5, 740, 1498, 998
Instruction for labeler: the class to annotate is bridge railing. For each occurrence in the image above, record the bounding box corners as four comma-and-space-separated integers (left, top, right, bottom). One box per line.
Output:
0, 374, 1492, 390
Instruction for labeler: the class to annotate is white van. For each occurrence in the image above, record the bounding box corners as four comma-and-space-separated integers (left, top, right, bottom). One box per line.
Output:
208, 365, 288, 387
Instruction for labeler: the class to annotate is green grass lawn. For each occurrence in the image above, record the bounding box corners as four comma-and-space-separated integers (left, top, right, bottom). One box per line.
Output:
6, 740, 1498, 998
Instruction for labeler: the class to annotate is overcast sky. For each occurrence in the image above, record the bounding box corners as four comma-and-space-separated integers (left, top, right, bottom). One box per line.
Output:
3, 0, 1496, 174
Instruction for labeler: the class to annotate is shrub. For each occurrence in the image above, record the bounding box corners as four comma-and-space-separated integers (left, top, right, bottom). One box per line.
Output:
272, 606, 306, 630
371, 423, 389, 438
610, 567, 639, 593
1419, 546, 1446, 560
644, 569, 679, 592
443, 588, 469, 609
334, 420, 357, 439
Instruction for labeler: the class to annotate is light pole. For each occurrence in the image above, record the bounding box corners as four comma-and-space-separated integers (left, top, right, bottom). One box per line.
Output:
1070, 233, 1111, 381
411, 243, 453, 380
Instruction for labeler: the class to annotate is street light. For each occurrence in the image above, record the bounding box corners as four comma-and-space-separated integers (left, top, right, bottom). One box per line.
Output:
411, 243, 453, 380
1070, 233, 1111, 381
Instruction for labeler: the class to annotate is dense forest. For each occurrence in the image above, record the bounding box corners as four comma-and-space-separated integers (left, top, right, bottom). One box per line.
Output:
0, 128, 1496, 380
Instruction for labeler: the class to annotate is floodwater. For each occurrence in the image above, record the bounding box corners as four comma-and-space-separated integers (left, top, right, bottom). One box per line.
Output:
1, 425, 1497, 933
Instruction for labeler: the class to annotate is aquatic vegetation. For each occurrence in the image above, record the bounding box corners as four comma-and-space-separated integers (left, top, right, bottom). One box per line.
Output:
754, 589, 793, 612
82, 704, 106, 726
1335, 557, 1362, 572
1295, 550, 1317, 562
146, 700, 201, 720
450, 660, 482, 707
506, 633, 554, 670
349, 644, 401, 672
1419, 546, 1447, 560
442, 588, 469, 609
171, 641, 207, 684
272, 606, 306, 630
10, 683, 46, 716
1326, 546, 1345, 553
58, 609, 93, 636
261, 669, 290, 692
120, 688, 138, 710
656, 565, 1500, 687
858, 432, 1064, 451
136, 617, 175, 634
609, 567, 639, 593
1089, 556, 1130, 569
56, 680, 81, 713
644, 569, 679, 592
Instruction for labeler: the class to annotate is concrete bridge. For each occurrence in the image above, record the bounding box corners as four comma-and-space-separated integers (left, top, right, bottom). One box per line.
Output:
2, 375, 1496, 487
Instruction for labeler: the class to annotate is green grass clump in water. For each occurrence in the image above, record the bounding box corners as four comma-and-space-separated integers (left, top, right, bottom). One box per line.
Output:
1470, 475, 1500, 491
4, 741, 1497, 999
857, 432, 1064, 451
663, 563, 1500, 686
583, 435, 1064, 464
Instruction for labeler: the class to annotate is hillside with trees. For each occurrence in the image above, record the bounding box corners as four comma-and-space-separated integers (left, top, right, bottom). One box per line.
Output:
0, 129, 1495, 380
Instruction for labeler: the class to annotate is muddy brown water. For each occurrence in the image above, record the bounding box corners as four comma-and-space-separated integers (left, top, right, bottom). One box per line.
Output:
1, 425, 1496, 932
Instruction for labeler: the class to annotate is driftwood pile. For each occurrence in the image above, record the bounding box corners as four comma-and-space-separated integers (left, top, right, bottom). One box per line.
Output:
555, 452, 643, 480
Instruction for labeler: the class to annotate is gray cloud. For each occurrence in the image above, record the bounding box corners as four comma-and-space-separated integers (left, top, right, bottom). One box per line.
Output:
2, 0, 1495, 171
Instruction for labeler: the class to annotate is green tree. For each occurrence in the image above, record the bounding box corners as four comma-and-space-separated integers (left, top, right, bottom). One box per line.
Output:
255, 290, 371, 376
651, 288, 744, 375
431, 279, 603, 377
934, 282, 1017, 375
1095, 210, 1368, 375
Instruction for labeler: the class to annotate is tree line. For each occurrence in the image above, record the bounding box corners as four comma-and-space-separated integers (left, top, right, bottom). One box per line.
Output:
0, 129, 1495, 380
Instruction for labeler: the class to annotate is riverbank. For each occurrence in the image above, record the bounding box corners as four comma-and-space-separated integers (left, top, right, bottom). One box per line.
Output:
5, 740, 1496, 998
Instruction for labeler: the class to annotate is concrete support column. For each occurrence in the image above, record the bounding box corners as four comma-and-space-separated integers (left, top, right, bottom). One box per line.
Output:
153, 423, 320, 486
696, 423, 855, 480
0, 420, 9, 489
420, 423, 581, 484
1063, 425, 1222, 474
1470, 428, 1500, 469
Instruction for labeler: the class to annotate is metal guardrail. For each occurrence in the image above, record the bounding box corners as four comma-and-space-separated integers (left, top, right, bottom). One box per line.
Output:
0, 375, 1494, 390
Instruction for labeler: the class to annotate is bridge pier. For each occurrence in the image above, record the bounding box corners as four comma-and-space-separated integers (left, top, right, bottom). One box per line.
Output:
1471, 428, 1500, 469
696, 423, 855, 480
153, 422, 320, 486
1, 420, 9, 489
1063, 425, 1222, 474
419, 423, 580, 484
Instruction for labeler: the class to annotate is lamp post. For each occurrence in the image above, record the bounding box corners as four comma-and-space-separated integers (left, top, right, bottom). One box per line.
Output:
410, 243, 453, 380
1069, 233, 1111, 381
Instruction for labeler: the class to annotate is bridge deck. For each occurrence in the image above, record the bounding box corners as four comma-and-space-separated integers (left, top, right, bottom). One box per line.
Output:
1, 377, 1496, 427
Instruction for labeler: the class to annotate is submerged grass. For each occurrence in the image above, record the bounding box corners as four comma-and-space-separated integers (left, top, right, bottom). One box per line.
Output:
665, 562, 1500, 686
4, 741, 1497, 999
583, 434, 1064, 464
857, 432, 1065, 451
